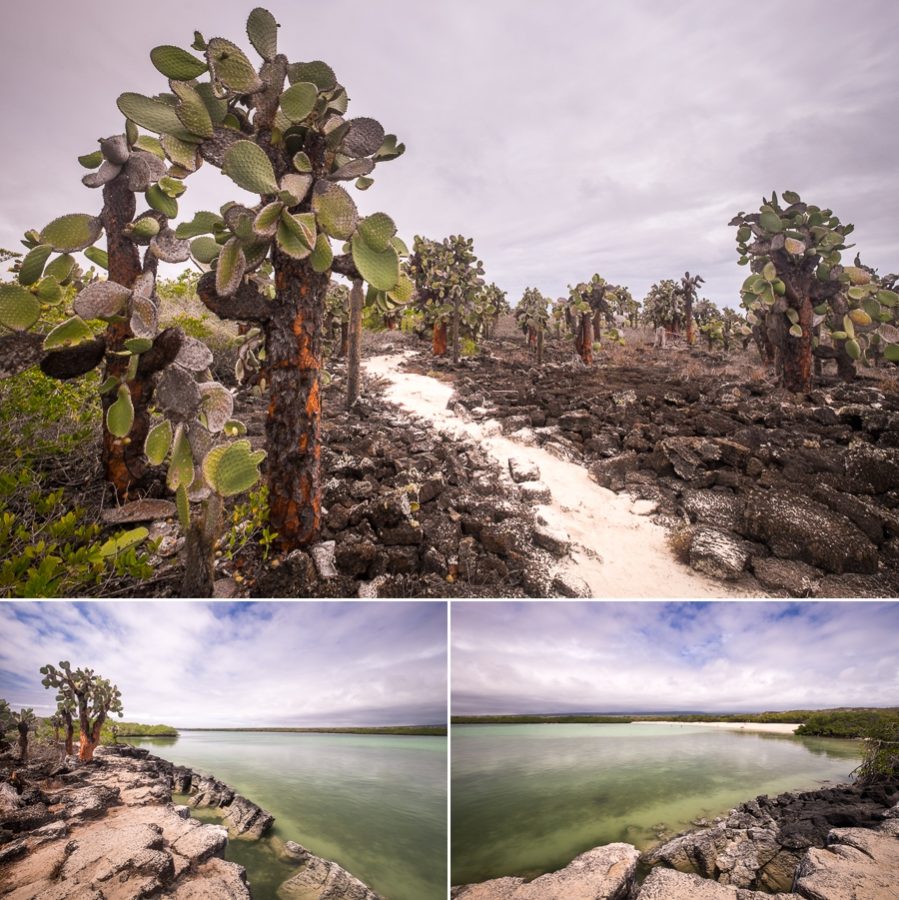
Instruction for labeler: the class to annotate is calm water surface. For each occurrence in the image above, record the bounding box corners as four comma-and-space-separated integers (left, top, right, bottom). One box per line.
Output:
131, 731, 446, 900
451, 723, 862, 885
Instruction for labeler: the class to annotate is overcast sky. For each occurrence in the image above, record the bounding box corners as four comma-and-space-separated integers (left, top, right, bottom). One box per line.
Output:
452, 602, 899, 715
2, 1, 897, 308
0, 602, 447, 727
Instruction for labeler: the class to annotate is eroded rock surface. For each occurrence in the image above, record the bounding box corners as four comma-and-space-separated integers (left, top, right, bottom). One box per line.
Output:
637, 866, 801, 899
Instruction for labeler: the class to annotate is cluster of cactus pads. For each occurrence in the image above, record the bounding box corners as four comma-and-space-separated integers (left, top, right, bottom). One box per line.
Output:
732, 191, 899, 391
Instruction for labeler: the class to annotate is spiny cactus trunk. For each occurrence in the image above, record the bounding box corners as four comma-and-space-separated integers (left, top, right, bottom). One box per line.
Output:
346, 279, 363, 410
433, 321, 447, 356
576, 314, 593, 365
100, 176, 150, 498
685, 298, 695, 346
64, 715, 74, 756
182, 495, 222, 597
339, 322, 349, 358
528, 326, 536, 348
266, 253, 328, 550
537, 324, 544, 366
17, 722, 28, 762
452, 304, 461, 365
781, 297, 813, 393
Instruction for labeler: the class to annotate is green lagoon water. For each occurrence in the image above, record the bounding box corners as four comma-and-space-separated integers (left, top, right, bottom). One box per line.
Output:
451, 723, 862, 885
130, 731, 446, 900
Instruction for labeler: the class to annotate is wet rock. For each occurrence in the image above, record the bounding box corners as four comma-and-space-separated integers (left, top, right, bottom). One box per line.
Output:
221, 794, 274, 839
689, 528, 752, 580
518, 481, 552, 504
509, 458, 540, 483
279, 852, 382, 899
452, 843, 639, 899
751, 557, 823, 597
742, 491, 879, 575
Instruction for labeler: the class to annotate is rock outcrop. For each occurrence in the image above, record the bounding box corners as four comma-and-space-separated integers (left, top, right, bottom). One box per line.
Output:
279, 848, 381, 900
638, 867, 802, 899
451, 843, 640, 899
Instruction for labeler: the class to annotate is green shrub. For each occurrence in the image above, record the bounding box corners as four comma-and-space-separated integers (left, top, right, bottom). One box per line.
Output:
853, 716, 899, 783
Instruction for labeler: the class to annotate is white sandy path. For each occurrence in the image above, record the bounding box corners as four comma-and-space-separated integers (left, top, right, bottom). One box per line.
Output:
632, 721, 800, 734
364, 352, 751, 599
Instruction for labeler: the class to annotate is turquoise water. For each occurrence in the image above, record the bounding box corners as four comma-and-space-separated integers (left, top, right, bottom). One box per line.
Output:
451, 723, 862, 885
131, 731, 446, 900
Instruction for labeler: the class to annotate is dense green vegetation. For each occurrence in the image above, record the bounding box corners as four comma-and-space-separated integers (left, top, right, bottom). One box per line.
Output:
794, 709, 899, 739
853, 716, 899, 784
452, 715, 634, 725
183, 725, 446, 736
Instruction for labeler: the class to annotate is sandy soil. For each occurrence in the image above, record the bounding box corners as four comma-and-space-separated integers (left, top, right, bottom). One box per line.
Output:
365, 352, 751, 599
633, 720, 800, 734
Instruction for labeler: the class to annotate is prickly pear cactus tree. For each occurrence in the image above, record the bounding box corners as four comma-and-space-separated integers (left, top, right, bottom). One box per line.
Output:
40, 662, 124, 762
641, 279, 684, 334
123, 8, 406, 548
610, 286, 640, 328
563, 275, 618, 364
676, 271, 704, 345
731, 191, 898, 392
516, 288, 549, 343
11, 708, 35, 762
475, 282, 508, 340
408, 235, 484, 362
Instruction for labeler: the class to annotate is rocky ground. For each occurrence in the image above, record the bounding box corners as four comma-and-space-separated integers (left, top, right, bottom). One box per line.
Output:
0, 744, 380, 899
452, 781, 899, 899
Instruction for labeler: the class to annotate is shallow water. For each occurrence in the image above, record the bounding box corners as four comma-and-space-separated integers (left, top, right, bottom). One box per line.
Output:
451, 722, 862, 885
131, 731, 446, 900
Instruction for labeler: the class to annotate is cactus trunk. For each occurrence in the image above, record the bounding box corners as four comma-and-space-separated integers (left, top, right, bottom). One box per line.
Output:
339, 322, 349, 358
576, 313, 593, 365
452, 303, 461, 364
528, 326, 536, 347
266, 252, 328, 550
537, 324, 544, 366
685, 297, 695, 346
63, 713, 74, 756
100, 176, 150, 498
433, 321, 447, 356
17, 721, 28, 762
182, 495, 222, 597
78, 710, 105, 762
781, 298, 813, 393
346, 278, 363, 409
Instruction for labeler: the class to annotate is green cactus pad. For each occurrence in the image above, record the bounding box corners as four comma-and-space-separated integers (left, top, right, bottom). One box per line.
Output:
311, 181, 358, 240
877, 290, 899, 308
342, 117, 385, 158
18, 244, 53, 286
145, 419, 173, 465
206, 38, 264, 94
40, 214, 103, 253
202, 439, 265, 497
150, 45, 208, 80
351, 233, 399, 292
78, 150, 104, 169
146, 184, 178, 218
845, 338, 861, 360
355, 177, 374, 191
131, 217, 162, 241
190, 236, 221, 264
130, 295, 159, 338
388, 272, 414, 303
280, 82, 318, 124
389, 235, 409, 257
223, 420, 248, 437
43, 316, 94, 350
223, 140, 279, 195
158, 176, 187, 198
124, 337, 154, 354
216, 238, 246, 297
288, 60, 336, 91
358, 213, 396, 252
173, 335, 214, 372
134, 135, 165, 158
374, 134, 405, 161
331, 158, 374, 182
199, 381, 234, 432
107, 385, 135, 438
246, 7, 279, 61
84, 247, 109, 270
292, 151, 312, 173
327, 88, 349, 116
310, 233, 333, 273
0, 283, 41, 331
176, 210, 225, 239
194, 82, 228, 125
278, 173, 312, 205
44, 254, 76, 284
253, 201, 284, 237
280, 211, 316, 249
161, 134, 200, 171
117, 92, 185, 135
275, 218, 312, 259
72, 281, 132, 320
167, 424, 195, 491
34, 276, 61, 304
170, 81, 214, 138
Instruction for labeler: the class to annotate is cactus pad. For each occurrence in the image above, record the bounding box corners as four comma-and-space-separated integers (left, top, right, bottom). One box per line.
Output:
311, 181, 358, 240
278, 173, 312, 205
351, 233, 399, 292
330, 158, 374, 181
223, 140, 279, 195
246, 7, 279, 61
292, 151, 312, 173
150, 229, 191, 263
358, 213, 396, 252
117, 92, 185, 135
374, 134, 405, 162
106, 385, 135, 438
190, 236, 221, 264
198, 381, 234, 432
206, 38, 264, 94
176, 210, 224, 239
150, 45, 208, 80
389, 272, 414, 303
288, 60, 336, 91
340, 117, 385, 158
78, 150, 104, 169
18, 244, 53, 286
131, 217, 162, 241
167, 424, 195, 490
100, 135, 131, 166
0, 284, 41, 332
280, 82, 318, 123
145, 419, 174, 465
129, 295, 158, 338
161, 134, 200, 171
310, 233, 333, 273
356, 176, 374, 191
146, 184, 178, 218
215, 238, 246, 297
40, 214, 103, 252
173, 335, 214, 372
171, 81, 214, 138
83, 161, 124, 189
253, 201, 284, 238
72, 281, 132, 320
275, 219, 312, 259
44, 254, 76, 284
202, 439, 265, 497
157, 365, 202, 421
83, 247, 108, 270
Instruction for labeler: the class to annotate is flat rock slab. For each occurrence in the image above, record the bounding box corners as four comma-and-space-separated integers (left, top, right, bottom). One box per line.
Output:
101, 499, 176, 524
518, 480, 552, 504
509, 458, 541, 483
279, 852, 381, 899
453, 843, 639, 900
689, 528, 752, 580
751, 556, 822, 597
637, 868, 800, 899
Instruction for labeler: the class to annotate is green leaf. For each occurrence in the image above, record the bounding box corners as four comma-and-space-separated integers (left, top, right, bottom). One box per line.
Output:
782, 190, 801, 205
124, 337, 154, 354
288, 60, 336, 91
78, 150, 104, 169
280, 82, 318, 123
203, 439, 265, 497
150, 45, 207, 80
145, 419, 174, 465
44, 253, 76, 283
99, 526, 149, 558
206, 38, 263, 93
357, 213, 396, 252
107, 385, 135, 438
759, 210, 783, 233
117, 92, 185, 135
884, 343, 899, 363
351, 233, 400, 291
18, 244, 53, 286
146, 184, 178, 218
310, 233, 333, 273
175, 210, 225, 239
84, 247, 109, 270
877, 290, 899, 308
40, 214, 103, 252
0, 283, 41, 331
311, 182, 358, 240
43, 316, 94, 350
167, 424, 195, 491
788, 324, 803, 338
246, 7, 279, 61
845, 338, 861, 360
223, 140, 279, 195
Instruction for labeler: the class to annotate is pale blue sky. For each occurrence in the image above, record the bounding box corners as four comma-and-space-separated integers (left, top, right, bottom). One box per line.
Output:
452, 602, 899, 714
0, 602, 447, 726
2, 1, 897, 307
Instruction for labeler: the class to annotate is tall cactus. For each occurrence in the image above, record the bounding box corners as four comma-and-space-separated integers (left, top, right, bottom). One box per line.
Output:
515, 287, 549, 363
676, 270, 704, 345
114, 7, 408, 548
564, 275, 621, 364
641, 279, 684, 333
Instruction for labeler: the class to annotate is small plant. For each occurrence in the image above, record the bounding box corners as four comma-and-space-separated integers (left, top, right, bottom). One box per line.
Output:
852, 716, 899, 784
222, 483, 278, 562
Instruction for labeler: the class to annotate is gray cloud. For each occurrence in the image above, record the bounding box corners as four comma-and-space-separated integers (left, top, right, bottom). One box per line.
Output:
451, 602, 899, 715
0, 602, 447, 727
2, 1, 898, 308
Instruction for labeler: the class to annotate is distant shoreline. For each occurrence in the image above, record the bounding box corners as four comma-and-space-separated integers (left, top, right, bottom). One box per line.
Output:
630, 719, 800, 734
173, 725, 447, 736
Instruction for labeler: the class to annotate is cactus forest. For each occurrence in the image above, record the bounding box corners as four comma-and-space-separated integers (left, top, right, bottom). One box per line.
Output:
1, 6, 898, 599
